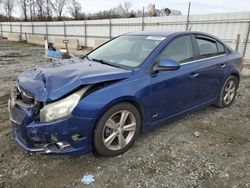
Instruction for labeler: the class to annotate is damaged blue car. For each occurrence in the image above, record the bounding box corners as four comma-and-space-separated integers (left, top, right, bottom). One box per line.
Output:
8, 31, 243, 156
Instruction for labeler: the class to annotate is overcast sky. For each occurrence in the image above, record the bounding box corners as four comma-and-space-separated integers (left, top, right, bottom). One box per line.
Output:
8, 0, 250, 17
80, 0, 250, 14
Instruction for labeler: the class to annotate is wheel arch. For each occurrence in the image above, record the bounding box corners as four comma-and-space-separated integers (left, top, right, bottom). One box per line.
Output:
101, 97, 143, 123
230, 72, 240, 87
91, 97, 145, 153
93, 97, 145, 133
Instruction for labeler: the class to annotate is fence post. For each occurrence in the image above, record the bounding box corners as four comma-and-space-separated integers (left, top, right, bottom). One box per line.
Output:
64, 21, 67, 38
0, 23, 2, 38
20, 23, 22, 41
142, 7, 145, 31
31, 22, 34, 35
235, 34, 240, 51
10, 22, 12, 33
25, 32, 27, 42
45, 23, 48, 40
109, 19, 112, 39
84, 20, 87, 47
243, 21, 250, 58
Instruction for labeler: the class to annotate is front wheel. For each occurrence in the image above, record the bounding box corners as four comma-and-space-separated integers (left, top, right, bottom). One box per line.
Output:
94, 103, 141, 156
215, 76, 239, 108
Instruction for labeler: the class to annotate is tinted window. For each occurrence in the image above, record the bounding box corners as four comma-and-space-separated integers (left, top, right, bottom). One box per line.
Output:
159, 35, 194, 63
217, 42, 225, 54
197, 38, 217, 58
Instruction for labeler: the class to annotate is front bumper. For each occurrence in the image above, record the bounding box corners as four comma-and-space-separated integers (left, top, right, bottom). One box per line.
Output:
9, 98, 95, 155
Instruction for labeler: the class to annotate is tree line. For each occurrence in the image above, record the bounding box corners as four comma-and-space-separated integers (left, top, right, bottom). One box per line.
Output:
0, 1, 181, 22
0, 0, 87, 21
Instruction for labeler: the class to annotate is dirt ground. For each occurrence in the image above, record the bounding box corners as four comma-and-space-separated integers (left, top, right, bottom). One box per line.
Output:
0, 39, 250, 188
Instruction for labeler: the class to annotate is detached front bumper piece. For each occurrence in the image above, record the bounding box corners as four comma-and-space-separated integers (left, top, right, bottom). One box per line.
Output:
9, 97, 95, 155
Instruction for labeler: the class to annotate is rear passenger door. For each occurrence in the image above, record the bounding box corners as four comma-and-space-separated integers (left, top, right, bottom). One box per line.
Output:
193, 35, 228, 104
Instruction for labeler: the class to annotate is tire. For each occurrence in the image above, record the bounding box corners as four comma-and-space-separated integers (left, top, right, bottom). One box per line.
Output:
215, 76, 239, 108
93, 102, 141, 156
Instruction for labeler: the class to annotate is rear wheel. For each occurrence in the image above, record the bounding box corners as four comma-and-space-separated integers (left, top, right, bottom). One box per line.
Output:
94, 103, 141, 156
215, 76, 238, 108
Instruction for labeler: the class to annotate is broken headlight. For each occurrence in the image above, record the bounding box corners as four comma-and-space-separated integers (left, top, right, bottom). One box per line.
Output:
40, 86, 90, 122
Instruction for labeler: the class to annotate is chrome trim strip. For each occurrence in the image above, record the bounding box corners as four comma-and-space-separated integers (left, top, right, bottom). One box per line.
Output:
10, 118, 19, 124
181, 54, 227, 66
17, 85, 34, 99
22, 91, 34, 99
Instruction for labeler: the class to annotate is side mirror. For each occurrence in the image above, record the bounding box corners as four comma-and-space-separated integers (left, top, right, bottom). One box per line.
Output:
155, 58, 181, 72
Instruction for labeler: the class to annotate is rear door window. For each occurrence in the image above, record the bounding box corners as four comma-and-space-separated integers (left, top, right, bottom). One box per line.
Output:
197, 37, 218, 58
217, 42, 225, 54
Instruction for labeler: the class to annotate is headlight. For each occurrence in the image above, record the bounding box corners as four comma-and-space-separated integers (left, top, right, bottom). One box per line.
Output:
40, 86, 90, 122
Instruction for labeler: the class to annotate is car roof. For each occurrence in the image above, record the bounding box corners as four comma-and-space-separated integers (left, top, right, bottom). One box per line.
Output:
125, 30, 233, 53
124, 30, 212, 38
125, 30, 177, 37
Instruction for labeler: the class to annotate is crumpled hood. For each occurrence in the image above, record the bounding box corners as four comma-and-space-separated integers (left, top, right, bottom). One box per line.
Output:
17, 58, 132, 102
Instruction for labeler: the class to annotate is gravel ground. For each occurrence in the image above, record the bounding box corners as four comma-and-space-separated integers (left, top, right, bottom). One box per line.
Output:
0, 39, 250, 188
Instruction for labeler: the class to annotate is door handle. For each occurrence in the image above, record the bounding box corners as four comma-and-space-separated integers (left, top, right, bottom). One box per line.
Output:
220, 64, 227, 68
190, 72, 199, 78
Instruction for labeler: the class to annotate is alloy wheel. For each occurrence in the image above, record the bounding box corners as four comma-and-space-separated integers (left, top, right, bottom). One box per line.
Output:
223, 80, 236, 105
102, 110, 136, 151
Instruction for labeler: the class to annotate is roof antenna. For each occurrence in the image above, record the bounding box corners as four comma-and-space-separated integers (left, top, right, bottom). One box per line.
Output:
189, 26, 192, 31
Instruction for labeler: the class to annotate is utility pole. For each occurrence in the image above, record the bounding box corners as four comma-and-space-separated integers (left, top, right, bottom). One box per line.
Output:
243, 21, 250, 58
186, 2, 191, 31
142, 7, 145, 31
46, 0, 50, 19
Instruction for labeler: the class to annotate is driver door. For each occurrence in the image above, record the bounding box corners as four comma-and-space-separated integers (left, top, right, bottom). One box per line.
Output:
150, 35, 200, 122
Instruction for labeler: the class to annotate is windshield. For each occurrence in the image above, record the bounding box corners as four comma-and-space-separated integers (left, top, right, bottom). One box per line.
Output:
88, 35, 164, 68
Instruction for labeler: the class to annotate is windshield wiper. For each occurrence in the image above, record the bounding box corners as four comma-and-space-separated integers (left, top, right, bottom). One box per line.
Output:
91, 58, 121, 68
79, 55, 92, 61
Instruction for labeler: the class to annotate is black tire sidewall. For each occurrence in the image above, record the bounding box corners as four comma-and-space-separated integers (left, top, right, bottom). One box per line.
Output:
93, 103, 141, 156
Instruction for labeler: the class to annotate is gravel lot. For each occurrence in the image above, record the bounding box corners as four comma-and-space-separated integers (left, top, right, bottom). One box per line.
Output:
0, 39, 250, 188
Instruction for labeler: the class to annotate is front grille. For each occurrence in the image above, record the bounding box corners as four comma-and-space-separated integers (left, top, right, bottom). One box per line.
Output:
9, 86, 42, 146
9, 106, 26, 124
10, 86, 41, 121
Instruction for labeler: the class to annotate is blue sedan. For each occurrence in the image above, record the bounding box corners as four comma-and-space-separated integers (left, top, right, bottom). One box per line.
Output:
8, 31, 243, 156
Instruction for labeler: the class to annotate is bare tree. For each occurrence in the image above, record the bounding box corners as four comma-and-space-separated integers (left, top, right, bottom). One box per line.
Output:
50, 0, 66, 20
113, 1, 132, 17
19, 0, 28, 21
68, 0, 82, 20
123, 1, 132, 15
29, 0, 33, 20
3, 0, 14, 21
0, 0, 2, 14
36, 0, 46, 20
32, 0, 36, 17
45, 0, 52, 19
35, 0, 52, 20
